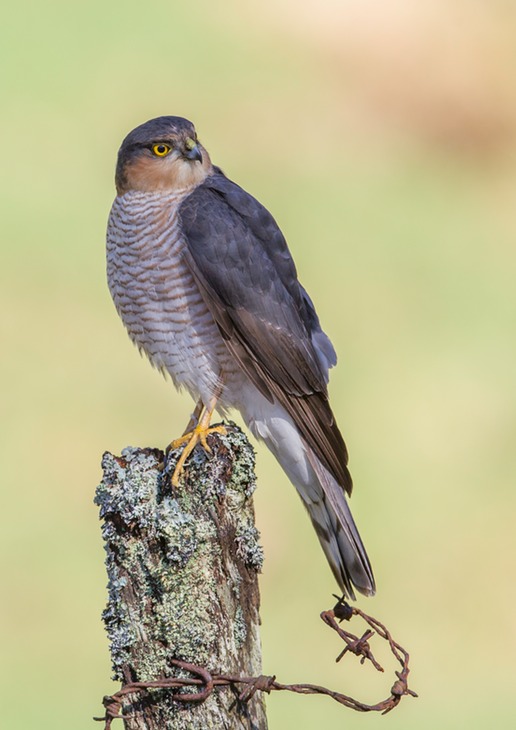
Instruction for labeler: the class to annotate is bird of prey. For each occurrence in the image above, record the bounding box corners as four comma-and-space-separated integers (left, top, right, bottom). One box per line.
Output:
107, 116, 375, 599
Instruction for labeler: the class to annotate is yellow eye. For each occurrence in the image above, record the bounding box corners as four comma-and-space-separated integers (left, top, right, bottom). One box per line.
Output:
152, 143, 171, 157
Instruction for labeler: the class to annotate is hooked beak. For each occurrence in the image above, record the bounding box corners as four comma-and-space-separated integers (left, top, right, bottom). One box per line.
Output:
183, 139, 203, 163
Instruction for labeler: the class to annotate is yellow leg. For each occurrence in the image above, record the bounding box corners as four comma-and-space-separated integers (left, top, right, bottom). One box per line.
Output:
181, 399, 204, 437
168, 399, 227, 487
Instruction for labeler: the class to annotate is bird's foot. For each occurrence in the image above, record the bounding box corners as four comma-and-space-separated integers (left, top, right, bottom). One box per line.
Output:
168, 423, 227, 487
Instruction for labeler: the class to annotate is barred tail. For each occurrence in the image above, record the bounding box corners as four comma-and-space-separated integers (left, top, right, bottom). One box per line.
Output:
243, 399, 375, 599
304, 449, 375, 599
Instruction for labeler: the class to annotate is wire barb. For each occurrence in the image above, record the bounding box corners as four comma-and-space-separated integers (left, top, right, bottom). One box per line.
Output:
94, 602, 417, 726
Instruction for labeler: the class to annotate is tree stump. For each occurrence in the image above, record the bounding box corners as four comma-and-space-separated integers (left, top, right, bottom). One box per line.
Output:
96, 425, 267, 729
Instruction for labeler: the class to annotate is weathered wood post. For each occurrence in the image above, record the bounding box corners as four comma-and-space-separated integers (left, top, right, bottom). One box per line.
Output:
95, 425, 267, 729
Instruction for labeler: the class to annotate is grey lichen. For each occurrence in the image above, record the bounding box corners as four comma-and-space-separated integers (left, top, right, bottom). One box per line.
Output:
235, 524, 265, 572
233, 605, 247, 649
98, 448, 161, 530
96, 425, 267, 729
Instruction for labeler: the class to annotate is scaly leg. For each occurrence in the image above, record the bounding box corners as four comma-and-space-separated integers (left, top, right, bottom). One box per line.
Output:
181, 398, 204, 436
168, 396, 226, 487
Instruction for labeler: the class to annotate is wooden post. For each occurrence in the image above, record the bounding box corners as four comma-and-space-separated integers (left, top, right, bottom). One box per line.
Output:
96, 425, 267, 729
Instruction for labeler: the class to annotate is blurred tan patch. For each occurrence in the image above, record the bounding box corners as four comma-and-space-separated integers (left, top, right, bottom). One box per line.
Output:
255, 0, 516, 157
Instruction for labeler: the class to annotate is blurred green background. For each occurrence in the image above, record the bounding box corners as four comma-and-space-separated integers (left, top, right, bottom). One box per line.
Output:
1, 1, 515, 727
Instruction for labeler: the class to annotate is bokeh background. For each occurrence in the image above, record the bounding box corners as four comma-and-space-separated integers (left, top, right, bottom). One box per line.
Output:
1, 1, 515, 728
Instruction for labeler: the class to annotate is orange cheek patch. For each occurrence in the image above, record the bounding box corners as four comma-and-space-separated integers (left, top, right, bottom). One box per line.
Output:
124, 156, 174, 192
122, 148, 212, 193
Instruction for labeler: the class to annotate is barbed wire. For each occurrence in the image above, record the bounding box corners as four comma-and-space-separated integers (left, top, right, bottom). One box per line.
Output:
94, 597, 417, 727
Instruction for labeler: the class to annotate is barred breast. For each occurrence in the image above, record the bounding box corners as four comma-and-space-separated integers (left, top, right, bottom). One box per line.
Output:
106, 190, 235, 406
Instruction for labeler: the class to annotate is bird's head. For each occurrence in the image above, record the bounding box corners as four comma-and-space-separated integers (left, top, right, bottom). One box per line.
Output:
115, 116, 212, 194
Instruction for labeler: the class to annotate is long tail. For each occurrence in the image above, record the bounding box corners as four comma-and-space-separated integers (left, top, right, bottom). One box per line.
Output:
304, 448, 375, 598
242, 398, 375, 599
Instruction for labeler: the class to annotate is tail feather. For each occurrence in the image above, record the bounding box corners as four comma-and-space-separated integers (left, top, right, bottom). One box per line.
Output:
242, 397, 375, 599
305, 449, 375, 598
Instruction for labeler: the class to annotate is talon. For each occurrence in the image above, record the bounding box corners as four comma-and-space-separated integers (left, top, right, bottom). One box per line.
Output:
168, 418, 227, 488
168, 432, 194, 451
199, 424, 226, 453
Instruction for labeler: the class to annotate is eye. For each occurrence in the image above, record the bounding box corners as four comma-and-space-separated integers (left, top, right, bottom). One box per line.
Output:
152, 143, 171, 157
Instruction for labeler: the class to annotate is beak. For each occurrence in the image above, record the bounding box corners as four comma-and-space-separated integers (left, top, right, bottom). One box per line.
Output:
183, 142, 203, 163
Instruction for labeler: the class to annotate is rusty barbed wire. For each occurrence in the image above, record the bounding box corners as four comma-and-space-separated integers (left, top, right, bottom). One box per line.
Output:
94, 599, 417, 728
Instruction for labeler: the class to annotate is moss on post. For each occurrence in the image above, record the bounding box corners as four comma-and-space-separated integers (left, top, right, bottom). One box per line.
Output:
96, 425, 267, 729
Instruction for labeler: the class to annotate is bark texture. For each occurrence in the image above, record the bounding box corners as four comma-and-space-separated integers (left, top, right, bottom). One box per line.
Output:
96, 425, 266, 729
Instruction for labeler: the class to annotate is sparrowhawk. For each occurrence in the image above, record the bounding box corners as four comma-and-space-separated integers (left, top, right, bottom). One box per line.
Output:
106, 116, 375, 599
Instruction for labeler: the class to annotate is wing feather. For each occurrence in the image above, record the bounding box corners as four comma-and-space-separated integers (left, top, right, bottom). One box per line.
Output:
179, 171, 352, 493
